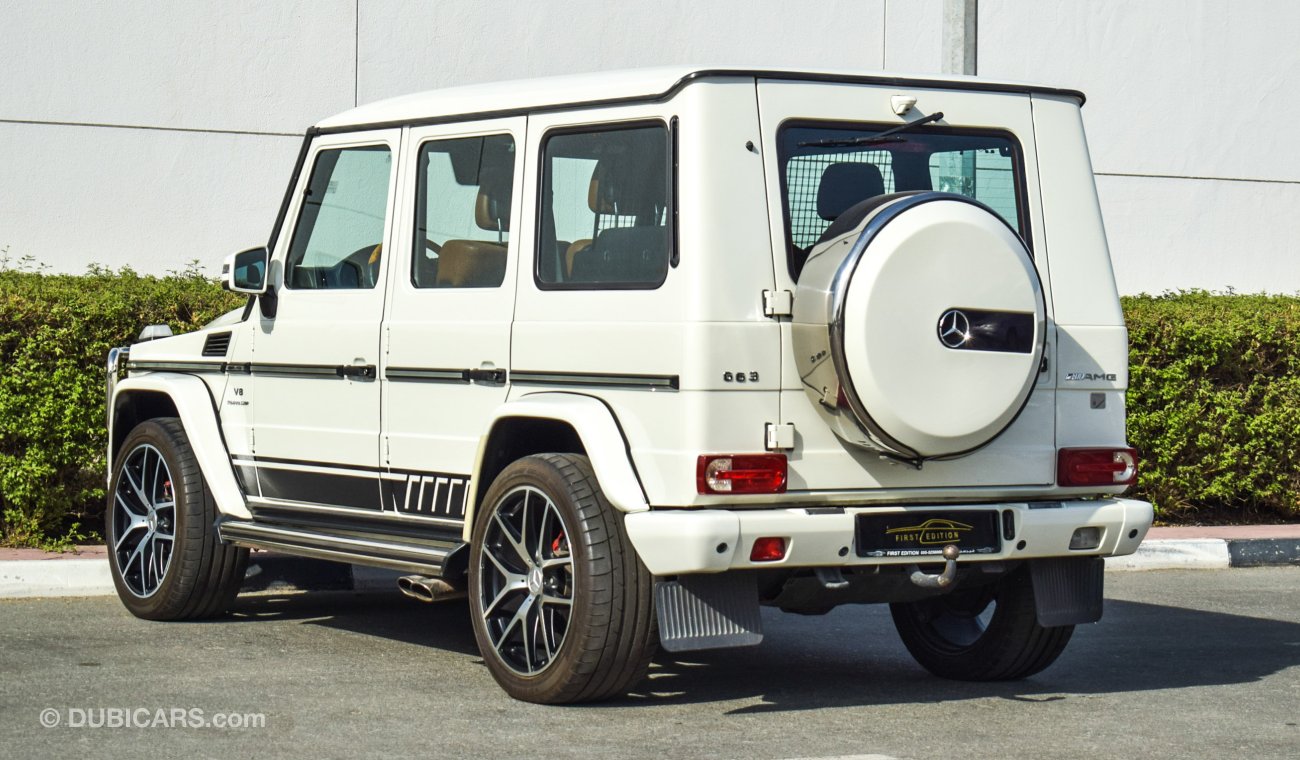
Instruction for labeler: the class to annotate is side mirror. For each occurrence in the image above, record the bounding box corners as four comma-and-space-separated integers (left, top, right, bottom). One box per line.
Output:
221, 247, 269, 294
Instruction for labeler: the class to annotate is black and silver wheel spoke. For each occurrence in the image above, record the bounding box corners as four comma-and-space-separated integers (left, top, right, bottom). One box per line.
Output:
478, 486, 574, 676
111, 444, 176, 598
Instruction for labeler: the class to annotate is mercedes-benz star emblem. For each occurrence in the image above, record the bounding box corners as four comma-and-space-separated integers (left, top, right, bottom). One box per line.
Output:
938, 309, 972, 349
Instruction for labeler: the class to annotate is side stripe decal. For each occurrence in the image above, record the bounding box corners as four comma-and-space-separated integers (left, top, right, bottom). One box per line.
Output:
232, 456, 468, 520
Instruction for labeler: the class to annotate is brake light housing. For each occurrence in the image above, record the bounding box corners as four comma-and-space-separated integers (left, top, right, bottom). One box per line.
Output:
696, 454, 788, 494
1057, 447, 1138, 487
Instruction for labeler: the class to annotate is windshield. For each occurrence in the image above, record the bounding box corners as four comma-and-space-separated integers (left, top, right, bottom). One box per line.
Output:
777, 122, 1026, 278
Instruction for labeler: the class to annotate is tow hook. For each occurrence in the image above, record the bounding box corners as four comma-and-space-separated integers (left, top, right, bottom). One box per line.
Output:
907, 544, 961, 589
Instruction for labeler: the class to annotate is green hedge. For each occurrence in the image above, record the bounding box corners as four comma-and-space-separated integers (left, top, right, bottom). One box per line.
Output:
0, 260, 1296, 547
1123, 291, 1300, 523
0, 260, 243, 549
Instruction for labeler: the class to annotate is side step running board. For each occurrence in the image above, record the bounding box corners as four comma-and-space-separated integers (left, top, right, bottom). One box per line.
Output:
218, 519, 466, 578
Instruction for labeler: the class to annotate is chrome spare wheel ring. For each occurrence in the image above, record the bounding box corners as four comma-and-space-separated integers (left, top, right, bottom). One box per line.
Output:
478, 486, 574, 676
112, 444, 176, 598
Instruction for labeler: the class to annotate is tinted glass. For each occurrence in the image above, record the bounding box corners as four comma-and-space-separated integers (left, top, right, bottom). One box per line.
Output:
286, 145, 392, 290
537, 125, 670, 289
778, 124, 1024, 277
413, 134, 515, 288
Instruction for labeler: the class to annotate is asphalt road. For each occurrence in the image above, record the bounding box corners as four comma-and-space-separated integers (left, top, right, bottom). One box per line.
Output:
1, 568, 1298, 760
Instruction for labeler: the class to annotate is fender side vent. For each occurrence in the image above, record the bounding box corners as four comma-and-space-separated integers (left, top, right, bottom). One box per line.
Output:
202, 332, 232, 357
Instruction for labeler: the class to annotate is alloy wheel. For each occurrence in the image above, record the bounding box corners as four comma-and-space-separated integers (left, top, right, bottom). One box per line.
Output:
111, 443, 176, 597
477, 486, 574, 675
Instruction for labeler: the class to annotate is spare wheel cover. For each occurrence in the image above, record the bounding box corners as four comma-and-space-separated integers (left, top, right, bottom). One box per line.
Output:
796, 192, 1045, 460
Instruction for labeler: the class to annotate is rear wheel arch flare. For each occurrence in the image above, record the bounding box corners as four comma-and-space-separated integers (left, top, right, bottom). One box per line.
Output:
473, 416, 586, 517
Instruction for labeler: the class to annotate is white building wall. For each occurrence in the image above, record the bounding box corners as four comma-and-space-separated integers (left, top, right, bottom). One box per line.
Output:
977, 0, 1300, 294
1, 0, 1295, 294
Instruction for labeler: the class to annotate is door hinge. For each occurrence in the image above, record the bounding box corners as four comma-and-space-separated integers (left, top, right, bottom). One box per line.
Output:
762, 289, 793, 318
765, 422, 796, 451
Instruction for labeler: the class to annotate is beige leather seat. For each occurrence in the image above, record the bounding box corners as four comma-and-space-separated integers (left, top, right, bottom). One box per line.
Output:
564, 157, 663, 278
436, 166, 510, 288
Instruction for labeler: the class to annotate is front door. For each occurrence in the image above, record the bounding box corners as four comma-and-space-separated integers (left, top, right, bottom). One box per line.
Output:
246, 129, 400, 515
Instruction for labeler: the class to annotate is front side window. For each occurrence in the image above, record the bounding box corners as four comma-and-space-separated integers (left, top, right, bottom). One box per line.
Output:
286, 145, 392, 289
537, 124, 671, 289
778, 123, 1025, 277
413, 134, 515, 288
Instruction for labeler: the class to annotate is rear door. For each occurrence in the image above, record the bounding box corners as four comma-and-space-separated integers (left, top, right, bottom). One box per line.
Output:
380, 117, 525, 523
756, 80, 1056, 490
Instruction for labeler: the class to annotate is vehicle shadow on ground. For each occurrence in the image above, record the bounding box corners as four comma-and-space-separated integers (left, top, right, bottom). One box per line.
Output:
228, 592, 481, 657
623, 599, 1300, 713
222, 592, 1300, 713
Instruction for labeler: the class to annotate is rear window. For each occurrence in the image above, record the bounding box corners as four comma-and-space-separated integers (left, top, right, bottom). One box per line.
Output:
777, 123, 1026, 278
536, 124, 671, 290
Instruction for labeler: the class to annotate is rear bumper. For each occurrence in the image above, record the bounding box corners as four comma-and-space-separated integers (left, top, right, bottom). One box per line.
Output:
624, 498, 1153, 576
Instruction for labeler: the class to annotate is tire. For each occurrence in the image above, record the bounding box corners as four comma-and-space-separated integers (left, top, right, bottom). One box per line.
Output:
468, 454, 658, 704
106, 418, 248, 620
889, 567, 1073, 681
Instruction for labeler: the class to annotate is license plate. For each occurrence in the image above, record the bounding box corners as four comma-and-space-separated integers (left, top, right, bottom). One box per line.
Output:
856, 511, 1002, 558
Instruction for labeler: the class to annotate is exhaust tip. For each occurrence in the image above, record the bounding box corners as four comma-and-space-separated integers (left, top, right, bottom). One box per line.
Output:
397, 574, 465, 604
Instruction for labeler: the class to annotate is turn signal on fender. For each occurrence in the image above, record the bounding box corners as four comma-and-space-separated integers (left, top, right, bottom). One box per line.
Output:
696, 454, 788, 494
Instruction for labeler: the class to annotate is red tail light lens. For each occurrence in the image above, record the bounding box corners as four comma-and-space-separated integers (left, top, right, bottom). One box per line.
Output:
696, 454, 788, 494
1057, 448, 1138, 487
750, 536, 788, 562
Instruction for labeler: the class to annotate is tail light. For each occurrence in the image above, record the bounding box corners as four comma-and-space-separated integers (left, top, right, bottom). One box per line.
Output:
696, 454, 787, 494
750, 537, 788, 562
1057, 448, 1138, 487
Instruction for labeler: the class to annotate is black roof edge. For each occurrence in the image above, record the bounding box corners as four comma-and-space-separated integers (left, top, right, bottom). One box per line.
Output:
312, 68, 1086, 136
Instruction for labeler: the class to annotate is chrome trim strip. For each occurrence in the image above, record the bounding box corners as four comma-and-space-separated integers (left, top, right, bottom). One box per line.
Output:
510, 370, 679, 390
386, 367, 468, 383
249, 362, 342, 377
126, 360, 223, 374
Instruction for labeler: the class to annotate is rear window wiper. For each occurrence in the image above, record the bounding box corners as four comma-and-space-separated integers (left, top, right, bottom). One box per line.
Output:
798, 111, 945, 148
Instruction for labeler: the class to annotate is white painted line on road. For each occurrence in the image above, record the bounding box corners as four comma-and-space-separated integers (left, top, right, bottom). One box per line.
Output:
778, 755, 901, 760
1106, 539, 1232, 571
0, 559, 115, 598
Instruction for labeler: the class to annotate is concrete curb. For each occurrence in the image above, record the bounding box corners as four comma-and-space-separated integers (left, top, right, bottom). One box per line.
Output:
2, 538, 1297, 599
0, 559, 116, 598
1106, 538, 1300, 572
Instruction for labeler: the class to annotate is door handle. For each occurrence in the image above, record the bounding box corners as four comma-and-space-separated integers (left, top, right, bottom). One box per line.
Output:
337, 365, 377, 379
465, 368, 507, 384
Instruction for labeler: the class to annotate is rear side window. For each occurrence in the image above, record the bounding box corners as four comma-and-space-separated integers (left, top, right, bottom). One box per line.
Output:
286, 145, 391, 290
413, 134, 515, 289
536, 124, 671, 289
777, 123, 1025, 278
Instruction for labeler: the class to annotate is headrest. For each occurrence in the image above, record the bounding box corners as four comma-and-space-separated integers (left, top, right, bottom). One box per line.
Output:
816, 162, 885, 221
587, 154, 664, 219
474, 164, 512, 232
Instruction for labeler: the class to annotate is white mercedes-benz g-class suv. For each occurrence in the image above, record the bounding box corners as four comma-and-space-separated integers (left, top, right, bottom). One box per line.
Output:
105, 67, 1152, 704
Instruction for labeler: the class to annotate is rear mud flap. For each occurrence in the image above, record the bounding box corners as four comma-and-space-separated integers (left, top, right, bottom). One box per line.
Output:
1030, 557, 1104, 627
654, 573, 763, 652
